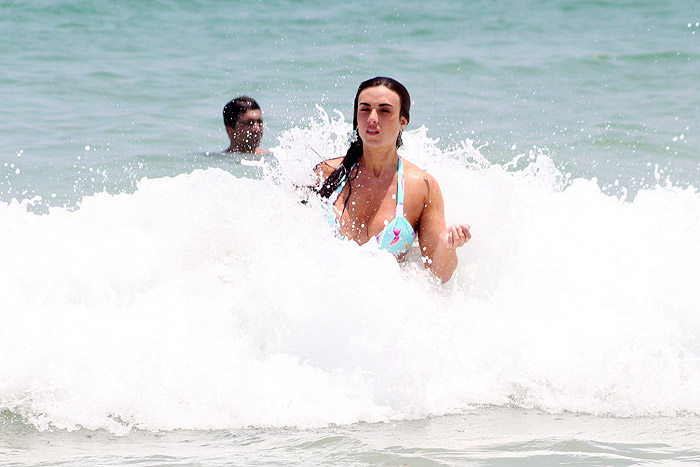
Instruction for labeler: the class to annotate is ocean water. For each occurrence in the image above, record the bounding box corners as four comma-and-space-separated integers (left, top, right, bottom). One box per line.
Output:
2, 0, 700, 465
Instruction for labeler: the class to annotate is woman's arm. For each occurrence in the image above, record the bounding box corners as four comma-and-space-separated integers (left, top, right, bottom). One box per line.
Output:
417, 174, 471, 283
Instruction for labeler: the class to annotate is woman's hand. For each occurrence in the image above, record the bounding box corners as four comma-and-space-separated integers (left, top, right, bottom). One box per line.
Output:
439, 224, 471, 250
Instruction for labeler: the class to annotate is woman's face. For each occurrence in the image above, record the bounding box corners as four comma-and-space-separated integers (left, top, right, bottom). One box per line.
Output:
356, 86, 407, 150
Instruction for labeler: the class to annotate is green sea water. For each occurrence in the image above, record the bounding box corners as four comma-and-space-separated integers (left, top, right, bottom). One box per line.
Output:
3, 408, 700, 466
2, 0, 699, 206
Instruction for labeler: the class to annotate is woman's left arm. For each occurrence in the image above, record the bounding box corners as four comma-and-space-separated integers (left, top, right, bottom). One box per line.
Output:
417, 174, 471, 283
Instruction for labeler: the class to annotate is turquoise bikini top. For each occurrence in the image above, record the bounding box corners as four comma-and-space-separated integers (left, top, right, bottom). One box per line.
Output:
327, 156, 416, 256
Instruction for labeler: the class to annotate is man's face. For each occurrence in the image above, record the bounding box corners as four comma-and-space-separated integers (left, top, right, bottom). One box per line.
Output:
233, 109, 263, 150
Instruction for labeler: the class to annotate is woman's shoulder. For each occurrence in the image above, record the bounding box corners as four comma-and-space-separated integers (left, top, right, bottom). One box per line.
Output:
314, 157, 344, 178
402, 158, 439, 191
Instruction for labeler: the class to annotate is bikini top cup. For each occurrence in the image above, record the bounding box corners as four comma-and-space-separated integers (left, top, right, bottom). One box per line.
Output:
327, 156, 416, 256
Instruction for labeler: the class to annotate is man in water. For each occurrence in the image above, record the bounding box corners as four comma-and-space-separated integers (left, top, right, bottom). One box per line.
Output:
222, 96, 270, 155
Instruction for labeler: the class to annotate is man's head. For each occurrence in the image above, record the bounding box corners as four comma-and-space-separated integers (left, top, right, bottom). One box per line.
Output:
223, 96, 263, 153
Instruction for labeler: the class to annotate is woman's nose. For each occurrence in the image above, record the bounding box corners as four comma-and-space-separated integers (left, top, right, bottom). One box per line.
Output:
368, 109, 378, 123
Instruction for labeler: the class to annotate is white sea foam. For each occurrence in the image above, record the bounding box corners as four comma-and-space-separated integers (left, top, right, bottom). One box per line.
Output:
1, 113, 700, 433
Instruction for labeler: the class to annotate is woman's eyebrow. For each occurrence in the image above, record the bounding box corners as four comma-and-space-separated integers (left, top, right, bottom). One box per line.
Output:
358, 102, 394, 107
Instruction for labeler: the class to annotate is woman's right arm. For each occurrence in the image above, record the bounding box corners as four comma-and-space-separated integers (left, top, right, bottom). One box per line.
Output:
313, 158, 342, 184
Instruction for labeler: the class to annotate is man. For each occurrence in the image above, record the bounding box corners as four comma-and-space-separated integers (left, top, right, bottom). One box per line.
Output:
222, 96, 270, 154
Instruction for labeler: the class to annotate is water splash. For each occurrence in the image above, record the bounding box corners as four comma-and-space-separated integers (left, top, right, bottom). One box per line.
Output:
2, 114, 700, 433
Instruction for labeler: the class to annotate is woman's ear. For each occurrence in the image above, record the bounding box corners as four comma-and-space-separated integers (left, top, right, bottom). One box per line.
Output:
400, 116, 408, 129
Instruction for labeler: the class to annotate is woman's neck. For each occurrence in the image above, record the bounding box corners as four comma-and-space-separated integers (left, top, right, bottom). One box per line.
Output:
359, 145, 398, 177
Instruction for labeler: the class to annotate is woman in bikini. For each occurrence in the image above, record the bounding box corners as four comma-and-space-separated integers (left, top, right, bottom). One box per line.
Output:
315, 77, 471, 283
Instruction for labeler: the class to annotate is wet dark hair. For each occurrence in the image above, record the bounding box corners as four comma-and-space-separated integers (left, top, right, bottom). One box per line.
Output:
317, 76, 410, 199
223, 96, 260, 128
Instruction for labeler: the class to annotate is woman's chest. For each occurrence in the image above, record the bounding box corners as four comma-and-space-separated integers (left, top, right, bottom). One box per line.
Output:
333, 178, 421, 244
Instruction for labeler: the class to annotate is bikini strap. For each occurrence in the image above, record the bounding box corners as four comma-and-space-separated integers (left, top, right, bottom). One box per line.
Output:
396, 156, 405, 217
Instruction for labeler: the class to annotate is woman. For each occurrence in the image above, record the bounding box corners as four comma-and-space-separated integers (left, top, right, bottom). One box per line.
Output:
315, 77, 471, 283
